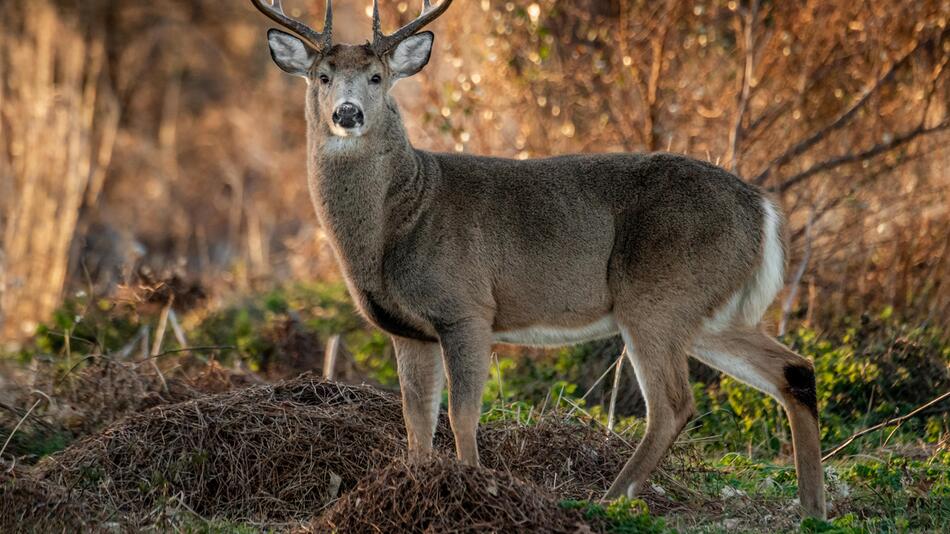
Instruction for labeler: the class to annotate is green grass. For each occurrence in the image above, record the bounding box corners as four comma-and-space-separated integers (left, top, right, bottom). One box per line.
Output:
555, 450, 950, 532
562, 498, 674, 533
648, 451, 950, 532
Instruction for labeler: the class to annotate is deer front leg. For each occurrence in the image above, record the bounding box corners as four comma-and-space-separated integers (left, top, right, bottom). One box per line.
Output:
394, 336, 445, 459
437, 320, 492, 466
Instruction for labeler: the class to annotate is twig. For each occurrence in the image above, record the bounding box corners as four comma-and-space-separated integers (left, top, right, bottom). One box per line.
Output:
491, 352, 505, 402
607, 350, 627, 432
0, 391, 52, 460
116, 326, 149, 359
538, 388, 552, 419
149, 298, 173, 391
168, 309, 189, 349
788, 151, 929, 242
567, 352, 624, 417
140, 325, 151, 360
137, 345, 238, 361
323, 335, 341, 380
821, 390, 950, 462
151, 298, 173, 357
36, 330, 99, 349
726, 0, 758, 172
558, 396, 634, 449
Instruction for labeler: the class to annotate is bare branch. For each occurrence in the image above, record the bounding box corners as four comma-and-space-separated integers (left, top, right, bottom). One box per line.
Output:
788, 151, 929, 242
822, 390, 950, 462
775, 119, 950, 193
753, 34, 937, 185
726, 0, 759, 172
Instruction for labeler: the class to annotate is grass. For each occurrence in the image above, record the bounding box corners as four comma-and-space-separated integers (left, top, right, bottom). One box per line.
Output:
562, 498, 674, 533
659, 452, 950, 532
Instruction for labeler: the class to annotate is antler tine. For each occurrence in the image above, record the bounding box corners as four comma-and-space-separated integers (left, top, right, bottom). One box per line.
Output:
371, 0, 453, 55
250, 0, 333, 52
373, 0, 382, 43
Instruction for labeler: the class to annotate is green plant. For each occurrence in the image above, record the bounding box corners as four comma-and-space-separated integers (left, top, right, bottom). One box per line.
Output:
191, 281, 397, 383
561, 498, 674, 534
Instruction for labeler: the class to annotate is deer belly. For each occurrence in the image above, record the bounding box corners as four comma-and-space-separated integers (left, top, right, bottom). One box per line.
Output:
493, 315, 618, 347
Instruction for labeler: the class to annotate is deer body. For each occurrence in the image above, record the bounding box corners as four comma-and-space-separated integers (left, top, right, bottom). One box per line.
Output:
253, 0, 826, 519
314, 134, 765, 346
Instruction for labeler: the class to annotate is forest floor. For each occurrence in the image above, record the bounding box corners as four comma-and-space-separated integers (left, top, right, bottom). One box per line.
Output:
1, 361, 947, 533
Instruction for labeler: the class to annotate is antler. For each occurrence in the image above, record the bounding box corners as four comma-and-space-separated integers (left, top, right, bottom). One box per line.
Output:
371, 0, 453, 55
250, 0, 333, 52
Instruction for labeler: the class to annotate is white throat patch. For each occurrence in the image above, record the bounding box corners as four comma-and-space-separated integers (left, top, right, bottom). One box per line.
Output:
322, 135, 363, 153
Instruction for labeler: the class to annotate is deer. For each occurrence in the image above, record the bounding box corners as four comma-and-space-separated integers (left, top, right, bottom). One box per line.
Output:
250, 0, 826, 519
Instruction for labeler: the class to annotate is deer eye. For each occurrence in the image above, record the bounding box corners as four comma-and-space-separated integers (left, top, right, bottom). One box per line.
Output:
319, 74, 330, 85
369, 74, 382, 84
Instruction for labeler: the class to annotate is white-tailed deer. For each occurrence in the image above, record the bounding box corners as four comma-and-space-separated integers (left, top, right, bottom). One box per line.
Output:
251, 0, 826, 518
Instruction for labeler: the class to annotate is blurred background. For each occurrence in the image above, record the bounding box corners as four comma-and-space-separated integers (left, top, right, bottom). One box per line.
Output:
0, 0, 948, 459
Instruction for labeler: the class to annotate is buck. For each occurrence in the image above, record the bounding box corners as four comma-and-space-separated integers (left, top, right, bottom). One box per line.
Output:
251, 0, 826, 518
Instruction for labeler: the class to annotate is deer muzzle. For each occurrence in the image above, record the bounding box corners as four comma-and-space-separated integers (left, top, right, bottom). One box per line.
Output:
332, 102, 364, 129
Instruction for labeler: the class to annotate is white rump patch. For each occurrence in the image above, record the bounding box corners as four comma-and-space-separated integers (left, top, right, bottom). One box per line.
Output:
704, 197, 785, 333
493, 315, 618, 347
741, 198, 785, 326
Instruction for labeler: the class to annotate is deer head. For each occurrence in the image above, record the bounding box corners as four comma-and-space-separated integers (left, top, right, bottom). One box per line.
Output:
252, 0, 453, 138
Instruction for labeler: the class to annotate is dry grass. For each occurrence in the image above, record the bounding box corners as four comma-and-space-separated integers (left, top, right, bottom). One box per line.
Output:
11, 374, 692, 530
19, 356, 251, 440
7, 370, 944, 532
479, 419, 630, 501
35, 377, 406, 524
312, 456, 590, 534
0, 466, 109, 533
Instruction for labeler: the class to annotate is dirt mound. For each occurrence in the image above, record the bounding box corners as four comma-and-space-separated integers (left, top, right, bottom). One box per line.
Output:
313, 456, 590, 534
35, 376, 409, 523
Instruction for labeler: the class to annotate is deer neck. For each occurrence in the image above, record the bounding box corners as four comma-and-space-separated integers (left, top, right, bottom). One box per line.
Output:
306, 102, 427, 293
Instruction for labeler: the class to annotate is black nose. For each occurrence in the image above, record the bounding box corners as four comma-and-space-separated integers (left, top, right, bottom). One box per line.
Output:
333, 102, 364, 128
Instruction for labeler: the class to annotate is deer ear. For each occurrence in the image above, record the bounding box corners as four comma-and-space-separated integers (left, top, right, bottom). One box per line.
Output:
387, 32, 434, 80
267, 29, 317, 77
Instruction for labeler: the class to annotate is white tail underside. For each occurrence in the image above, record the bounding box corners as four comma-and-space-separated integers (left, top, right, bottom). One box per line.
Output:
704, 197, 785, 333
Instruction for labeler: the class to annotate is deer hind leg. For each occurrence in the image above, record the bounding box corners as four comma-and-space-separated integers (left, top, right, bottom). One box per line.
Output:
394, 336, 445, 459
691, 327, 826, 519
437, 320, 492, 466
605, 321, 696, 499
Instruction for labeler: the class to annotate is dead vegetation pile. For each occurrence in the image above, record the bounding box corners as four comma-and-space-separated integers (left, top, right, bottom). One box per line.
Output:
17, 374, 679, 529
35, 376, 407, 523
313, 456, 590, 534
1, 357, 253, 461
0, 466, 108, 533
478, 419, 630, 501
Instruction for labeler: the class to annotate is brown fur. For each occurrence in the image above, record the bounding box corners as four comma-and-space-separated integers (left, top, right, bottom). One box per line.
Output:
255, 1, 825, 519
